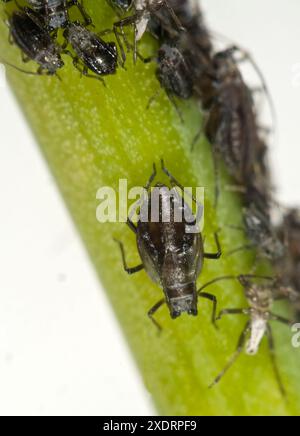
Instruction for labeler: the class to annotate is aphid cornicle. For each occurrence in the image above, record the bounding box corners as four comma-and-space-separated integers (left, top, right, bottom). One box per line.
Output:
115, 161, 222, 330
8, 9, 64, 75
198, 275, 295, 395
63, 22, 118, 80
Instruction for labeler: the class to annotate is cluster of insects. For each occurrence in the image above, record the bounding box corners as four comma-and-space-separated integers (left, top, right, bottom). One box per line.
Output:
111, 0, 299, 394
2, 0, 299, 395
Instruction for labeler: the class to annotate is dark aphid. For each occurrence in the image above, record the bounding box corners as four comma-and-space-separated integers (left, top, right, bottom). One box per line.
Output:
63, 22, 118, 81
8, 9, 64, 75
145, 41, 194, 119
24, 0, 92, 31
115, 161, 222, 330
228, 191, 285, 262
149, 0, 213, 71
198, 274, 295, 395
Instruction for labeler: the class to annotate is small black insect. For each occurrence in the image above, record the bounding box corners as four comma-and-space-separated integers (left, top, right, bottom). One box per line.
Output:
144, 41, 194, 120
115, 161, 222, 330
63, 21, 118, 81
26, 0, 91, 31
227, 191, 285, 262
198, 274, 295, 395
7, 8, 64, 75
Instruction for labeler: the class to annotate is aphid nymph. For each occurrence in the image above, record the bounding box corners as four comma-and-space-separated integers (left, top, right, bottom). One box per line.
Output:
115, 161, 222, 330
198, 274, 295, 395
63, 21, 118, 80
8, 8, 64, 75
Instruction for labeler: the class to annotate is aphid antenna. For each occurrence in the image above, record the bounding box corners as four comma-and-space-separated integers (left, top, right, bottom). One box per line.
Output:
197, 273, 276, 296
0, 58, 44, 76
208, 321, 251, 389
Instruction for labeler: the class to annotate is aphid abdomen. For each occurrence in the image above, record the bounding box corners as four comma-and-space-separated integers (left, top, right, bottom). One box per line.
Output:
246, 316, 267, 355
136, 183, 203, 317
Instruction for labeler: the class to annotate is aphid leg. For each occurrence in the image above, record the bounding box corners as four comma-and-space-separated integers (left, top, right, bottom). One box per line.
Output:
113, 26, 127, 66
269, 313, 294, 327
209, 321, 251, 388
191, 126, 204, 152
146, 88, 163, 110
198, 292, 218, 327
160, 159, 194, 202
217, 308, 250, 321
113, 14, 139, 60
127, 218, 137, 234
8, 30, 14, 46
160, 1, 185, 32
148, 299, 165, 332
166, 91, 183, 122
68, 0, 93, 27
145, 163, 157, 191
266, 324, 286, 396
197, 276, 236, 294
204, 232, 222, 259
73, 60, 106, 86
114, 239, 144, 274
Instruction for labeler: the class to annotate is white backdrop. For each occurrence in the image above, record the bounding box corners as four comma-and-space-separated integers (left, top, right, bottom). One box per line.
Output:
0, 0, 300, 416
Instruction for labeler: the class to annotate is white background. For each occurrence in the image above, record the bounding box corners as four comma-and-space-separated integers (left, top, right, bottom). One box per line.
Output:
0, 0, 300, 416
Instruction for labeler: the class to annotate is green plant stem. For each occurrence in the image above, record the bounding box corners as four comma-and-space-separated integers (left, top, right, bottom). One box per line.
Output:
1, 0, 300, 416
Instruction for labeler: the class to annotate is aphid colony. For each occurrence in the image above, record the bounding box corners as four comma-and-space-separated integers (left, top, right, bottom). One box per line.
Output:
2, 0, 299, 393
